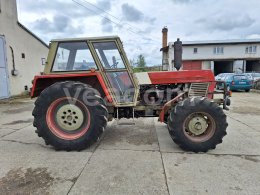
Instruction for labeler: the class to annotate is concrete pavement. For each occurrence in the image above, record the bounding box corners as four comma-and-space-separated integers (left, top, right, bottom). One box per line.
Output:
0, 92, 259, 195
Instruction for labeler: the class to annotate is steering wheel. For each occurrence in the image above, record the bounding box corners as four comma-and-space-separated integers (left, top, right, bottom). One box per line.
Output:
111, 56, 118, 69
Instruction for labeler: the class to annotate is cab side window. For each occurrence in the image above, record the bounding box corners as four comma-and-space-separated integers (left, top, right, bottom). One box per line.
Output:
52, 42, 97, 72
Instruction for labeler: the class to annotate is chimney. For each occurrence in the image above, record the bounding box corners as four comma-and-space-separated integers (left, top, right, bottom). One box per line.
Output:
162, 27, 169, 71
162, 26, 168, 48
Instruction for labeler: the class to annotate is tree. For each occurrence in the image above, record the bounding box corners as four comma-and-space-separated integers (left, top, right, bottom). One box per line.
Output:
137, 54, 146, 68
133, 54, 146, 72
129, 58, 136, 67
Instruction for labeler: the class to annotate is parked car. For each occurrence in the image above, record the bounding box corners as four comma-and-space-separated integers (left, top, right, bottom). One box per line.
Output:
215, 73, 234, 89
215, 73, 229, 81
221, 74, 253, 92
244, 73, 260, 82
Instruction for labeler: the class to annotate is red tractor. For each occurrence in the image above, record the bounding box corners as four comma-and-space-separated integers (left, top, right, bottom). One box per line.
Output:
31, 36, 230, 152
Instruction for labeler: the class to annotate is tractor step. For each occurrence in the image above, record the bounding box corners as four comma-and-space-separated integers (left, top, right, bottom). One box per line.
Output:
116, 107, 136, 125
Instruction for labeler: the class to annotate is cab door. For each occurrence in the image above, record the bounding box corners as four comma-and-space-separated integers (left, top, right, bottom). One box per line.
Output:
90, 40, 137, 106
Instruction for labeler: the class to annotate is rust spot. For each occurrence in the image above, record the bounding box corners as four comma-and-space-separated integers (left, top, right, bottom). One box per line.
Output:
0, 168, 57, 195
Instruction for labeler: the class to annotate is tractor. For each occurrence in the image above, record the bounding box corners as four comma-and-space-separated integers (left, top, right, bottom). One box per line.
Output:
31, 36, 231, 152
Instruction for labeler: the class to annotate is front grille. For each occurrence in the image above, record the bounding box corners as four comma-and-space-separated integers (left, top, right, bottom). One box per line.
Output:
188, 83, 209, 97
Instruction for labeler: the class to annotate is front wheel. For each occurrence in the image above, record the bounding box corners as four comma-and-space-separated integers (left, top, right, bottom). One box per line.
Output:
167, 97, 228, 152
245, 89, 250, 92
32, 81, 108, 151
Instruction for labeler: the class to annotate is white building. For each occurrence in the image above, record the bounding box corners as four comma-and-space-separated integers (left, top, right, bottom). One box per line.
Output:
161, 27, 260, 74
0, 0, 48, 99
168, 39, 260, 75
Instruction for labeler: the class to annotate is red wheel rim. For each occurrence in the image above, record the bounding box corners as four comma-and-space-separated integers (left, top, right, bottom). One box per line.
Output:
46, 97, 91, 140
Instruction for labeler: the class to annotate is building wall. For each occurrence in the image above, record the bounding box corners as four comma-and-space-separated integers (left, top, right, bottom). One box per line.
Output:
168, 42, 260, 71
176, 44, 260, 61
182, 61, 202, 70
0, 0, 48, 96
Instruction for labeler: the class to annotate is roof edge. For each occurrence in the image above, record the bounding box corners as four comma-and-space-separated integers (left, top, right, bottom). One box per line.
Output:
169, 39, 260, 46
51, 36, 120, 42
17, 22, 49, 48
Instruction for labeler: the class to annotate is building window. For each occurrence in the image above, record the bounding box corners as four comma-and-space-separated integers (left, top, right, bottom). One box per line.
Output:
246, 45, 257, 54
193, 48, 198, 54
213, 47, 224, 55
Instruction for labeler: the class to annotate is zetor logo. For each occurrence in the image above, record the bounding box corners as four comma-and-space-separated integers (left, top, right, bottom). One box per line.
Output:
63, 87, 184, 106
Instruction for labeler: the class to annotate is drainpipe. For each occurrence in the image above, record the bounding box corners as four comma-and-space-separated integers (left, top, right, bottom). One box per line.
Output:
9, 46, 19, 76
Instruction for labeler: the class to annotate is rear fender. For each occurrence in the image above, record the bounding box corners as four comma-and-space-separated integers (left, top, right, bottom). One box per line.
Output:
31, 73, 113, 103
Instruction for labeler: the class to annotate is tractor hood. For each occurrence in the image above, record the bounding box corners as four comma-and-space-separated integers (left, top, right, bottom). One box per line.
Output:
134, 70, 215, 85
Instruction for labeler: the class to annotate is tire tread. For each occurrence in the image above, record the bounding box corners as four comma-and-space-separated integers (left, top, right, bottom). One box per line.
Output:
32, 81, 108, 151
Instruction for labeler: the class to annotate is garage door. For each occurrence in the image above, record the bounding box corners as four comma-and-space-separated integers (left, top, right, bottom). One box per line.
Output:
183, 61, 202, 70
0, 36, 10, 99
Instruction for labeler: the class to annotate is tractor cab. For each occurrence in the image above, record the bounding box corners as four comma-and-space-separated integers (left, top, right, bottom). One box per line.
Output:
40, 36, 138, 107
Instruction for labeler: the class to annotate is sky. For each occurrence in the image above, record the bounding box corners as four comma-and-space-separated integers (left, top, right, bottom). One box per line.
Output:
17, 0, 260, 66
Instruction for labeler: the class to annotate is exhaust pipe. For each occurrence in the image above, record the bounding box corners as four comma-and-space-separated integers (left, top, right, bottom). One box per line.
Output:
174, 38, 182, 71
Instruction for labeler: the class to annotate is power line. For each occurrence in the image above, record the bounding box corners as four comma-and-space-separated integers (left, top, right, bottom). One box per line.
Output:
79, 0, 122, 22
72, 0, 140, 35
73, 0, 123, 29
72, 0, 160, 44
78, 0, 148, 36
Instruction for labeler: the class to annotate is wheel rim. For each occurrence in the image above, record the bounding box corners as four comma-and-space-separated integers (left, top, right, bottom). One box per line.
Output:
46, 97, 91, 140
56, 104, 84, 131
183, 112, 216, 142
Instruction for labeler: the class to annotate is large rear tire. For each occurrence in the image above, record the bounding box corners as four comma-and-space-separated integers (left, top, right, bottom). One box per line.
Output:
32, 81, 108, 151
168, 97, 228, 152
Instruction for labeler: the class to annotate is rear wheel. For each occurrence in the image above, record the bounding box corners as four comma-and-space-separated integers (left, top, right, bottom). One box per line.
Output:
32, 81, 108, 151
168, 97, 228, 152
245, 89, 250, 92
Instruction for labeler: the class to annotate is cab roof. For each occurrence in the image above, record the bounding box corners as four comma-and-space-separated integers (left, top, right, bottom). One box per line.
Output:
51, 36, 120, 42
